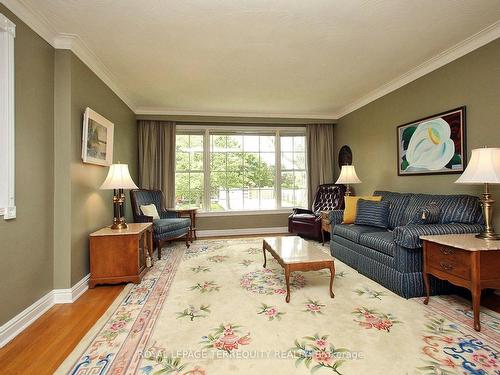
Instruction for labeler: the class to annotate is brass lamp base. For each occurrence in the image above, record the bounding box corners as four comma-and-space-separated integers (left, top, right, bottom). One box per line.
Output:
110, 189, 128, 230
477, 183, 500, 241
111, 217, 128, 230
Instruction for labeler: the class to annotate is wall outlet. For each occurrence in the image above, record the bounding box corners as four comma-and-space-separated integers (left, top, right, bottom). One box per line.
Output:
4, 206, 16, 220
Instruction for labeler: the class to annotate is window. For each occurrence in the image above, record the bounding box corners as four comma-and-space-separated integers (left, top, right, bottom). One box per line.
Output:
0, 14, 16, 219
175, 127, 307, 212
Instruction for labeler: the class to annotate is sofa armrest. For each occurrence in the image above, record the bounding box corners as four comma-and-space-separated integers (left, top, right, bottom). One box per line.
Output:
393, 223, 484, 249
136, 214, 154, 223
328, 210, 344, 225
160, 210, 178, 219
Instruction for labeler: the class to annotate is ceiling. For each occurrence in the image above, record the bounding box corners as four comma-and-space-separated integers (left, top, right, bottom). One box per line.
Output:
3, 0, 500, 118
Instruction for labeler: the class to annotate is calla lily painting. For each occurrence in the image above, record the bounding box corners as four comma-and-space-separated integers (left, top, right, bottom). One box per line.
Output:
397, 107, 466, 176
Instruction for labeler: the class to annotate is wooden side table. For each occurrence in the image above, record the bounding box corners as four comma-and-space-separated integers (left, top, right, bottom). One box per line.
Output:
89, 223, 154, 288
168, 208, 198, 242
421, 234, 500, 331
321, 211, 331, 246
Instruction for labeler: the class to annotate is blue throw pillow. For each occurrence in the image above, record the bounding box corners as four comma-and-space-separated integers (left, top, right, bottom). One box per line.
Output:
355, 199, 390, 229
408, 203, 441, 225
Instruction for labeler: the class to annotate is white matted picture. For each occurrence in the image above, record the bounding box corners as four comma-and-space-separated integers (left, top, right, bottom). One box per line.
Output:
81, 107, 114, 166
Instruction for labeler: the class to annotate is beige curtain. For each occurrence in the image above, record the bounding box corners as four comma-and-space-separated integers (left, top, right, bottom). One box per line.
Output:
306, 124, 335, 206
138, 120, 176, 208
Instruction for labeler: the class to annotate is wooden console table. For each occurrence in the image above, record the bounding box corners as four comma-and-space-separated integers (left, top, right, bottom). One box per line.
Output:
421, 233, 500, 331
89, 223, 153, 288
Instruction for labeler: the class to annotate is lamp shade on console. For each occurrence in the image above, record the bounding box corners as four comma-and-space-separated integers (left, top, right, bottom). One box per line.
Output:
335, 165, 361, 196
100, 164, 138, 230
456, 147, 500, 240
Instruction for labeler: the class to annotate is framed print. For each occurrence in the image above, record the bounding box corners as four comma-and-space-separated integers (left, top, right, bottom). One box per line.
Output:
397, 106, 466, 176
81, 107, 114, 166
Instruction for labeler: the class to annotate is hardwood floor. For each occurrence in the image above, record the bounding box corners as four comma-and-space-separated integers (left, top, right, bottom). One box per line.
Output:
0, 285, 124, 374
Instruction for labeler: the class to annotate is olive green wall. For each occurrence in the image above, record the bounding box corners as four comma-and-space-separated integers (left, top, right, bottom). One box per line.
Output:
52, 50, 138, 288
69, 53, 137, 286
334, 38, 500, 225
0, 5, 55, 325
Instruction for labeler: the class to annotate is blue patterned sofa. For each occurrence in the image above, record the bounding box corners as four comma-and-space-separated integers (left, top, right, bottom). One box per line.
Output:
329, 191, 484, 298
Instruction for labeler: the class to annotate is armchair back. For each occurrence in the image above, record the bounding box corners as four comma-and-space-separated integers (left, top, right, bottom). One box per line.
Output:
312, 184, 346, 213
130, 189, 165, 222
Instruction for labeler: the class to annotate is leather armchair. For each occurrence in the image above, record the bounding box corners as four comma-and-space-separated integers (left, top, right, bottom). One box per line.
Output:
130, 189, 191, 259
288, 184, 346, 241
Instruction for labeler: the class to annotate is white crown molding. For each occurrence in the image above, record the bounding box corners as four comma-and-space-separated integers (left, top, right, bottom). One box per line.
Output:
135, 107, 339, 120
53, 33, 136, 111
0, 274, 90, 348
197, 226, 288, 238
336, 20, 500, 118
1, 0, 136, 111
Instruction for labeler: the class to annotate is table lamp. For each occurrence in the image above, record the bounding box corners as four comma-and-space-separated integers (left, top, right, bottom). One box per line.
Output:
335, 165, 361, 196
100, 163, 138, 229
455, 147, 500, 240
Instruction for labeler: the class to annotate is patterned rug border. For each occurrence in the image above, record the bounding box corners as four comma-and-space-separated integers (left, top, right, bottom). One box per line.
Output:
56, 247, 185, 374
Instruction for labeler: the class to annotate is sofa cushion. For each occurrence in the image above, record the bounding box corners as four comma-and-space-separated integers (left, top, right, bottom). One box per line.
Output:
359, 231, 396, 257
333, 224, 387, 243
355, 199, 390, 229
403, 194, 482, 225
374, 191, 412, 229
343, 196, 382, 224
140, 204, 160, 220
153, 218, 191, 235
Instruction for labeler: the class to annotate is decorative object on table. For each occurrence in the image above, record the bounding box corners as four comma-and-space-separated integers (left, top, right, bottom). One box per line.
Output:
100, 163, 138, 229
397, 106, 466, 176
338, 145, 352, 168
421, 233, 500, 331
130, 189, 191, 259
81, 107, 114, 166
455, 147, 500, 240
89, 223, 154, 288
288, 184, 346, 242
335, 165, 361, 196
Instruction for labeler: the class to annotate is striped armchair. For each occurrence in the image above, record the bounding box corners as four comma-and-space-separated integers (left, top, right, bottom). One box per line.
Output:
130, 189, 191, 259
329, 191, 484, 298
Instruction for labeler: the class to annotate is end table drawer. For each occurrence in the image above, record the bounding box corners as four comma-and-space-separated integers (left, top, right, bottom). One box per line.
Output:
427, 243, 470, 280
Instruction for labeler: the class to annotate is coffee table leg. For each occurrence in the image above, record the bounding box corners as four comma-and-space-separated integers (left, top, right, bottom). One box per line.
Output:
285, 265, 291, 303
329, 262, 335, 298
262, 243, 267, 268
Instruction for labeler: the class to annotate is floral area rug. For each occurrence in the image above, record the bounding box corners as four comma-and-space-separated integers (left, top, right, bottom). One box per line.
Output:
57, 238, 499, 374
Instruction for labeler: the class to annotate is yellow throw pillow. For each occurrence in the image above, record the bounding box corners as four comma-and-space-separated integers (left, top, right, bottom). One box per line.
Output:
343, 196, 382, 224
140, 204, 160, 220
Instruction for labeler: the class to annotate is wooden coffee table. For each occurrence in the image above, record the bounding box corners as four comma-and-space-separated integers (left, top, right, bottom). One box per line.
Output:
263, 236, 335, 303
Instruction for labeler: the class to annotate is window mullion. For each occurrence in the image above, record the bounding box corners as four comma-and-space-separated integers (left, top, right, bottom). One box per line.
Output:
275, 130, 281, 209
203, 129, 210, 211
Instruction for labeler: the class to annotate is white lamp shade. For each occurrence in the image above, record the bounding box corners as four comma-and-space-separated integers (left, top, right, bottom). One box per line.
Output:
335, 165, 362, 184
455, 148, 500, 185
99, 164, 138, 190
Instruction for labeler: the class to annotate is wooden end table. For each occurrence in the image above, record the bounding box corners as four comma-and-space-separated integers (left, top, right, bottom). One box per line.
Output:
89, 223, 154, 288
421, 233, 500, 331
168, 208, 198, 242
321, 211, 331, 246
263, 236, 335, 303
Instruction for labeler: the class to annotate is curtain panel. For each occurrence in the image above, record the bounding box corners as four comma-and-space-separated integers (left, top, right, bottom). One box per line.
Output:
306, 124, 335, 206
137, 120, 176, 208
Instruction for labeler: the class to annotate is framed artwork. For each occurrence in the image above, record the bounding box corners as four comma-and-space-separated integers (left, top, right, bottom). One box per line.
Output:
81, 107, 114, 166
397, 106, 466, 176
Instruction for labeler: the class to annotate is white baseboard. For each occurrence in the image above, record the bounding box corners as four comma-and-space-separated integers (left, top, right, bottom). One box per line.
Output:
197, 226, 288, 238
53, 274, 90, 304
0, 274, 90, 348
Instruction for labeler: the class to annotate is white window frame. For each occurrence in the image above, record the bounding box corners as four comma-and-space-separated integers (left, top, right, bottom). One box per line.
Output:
0, 13, 16, 219
176, 125, 307, 216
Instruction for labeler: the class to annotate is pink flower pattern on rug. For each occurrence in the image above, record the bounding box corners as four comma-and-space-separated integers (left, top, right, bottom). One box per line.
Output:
240, 268, 306, 295
352, 307, 401, 332
201, 323, 251, 353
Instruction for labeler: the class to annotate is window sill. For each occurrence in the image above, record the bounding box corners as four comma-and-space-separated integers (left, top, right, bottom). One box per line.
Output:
197, 209, 293, 217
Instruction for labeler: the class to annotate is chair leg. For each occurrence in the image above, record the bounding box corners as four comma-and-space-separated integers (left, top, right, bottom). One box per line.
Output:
157, 240, 163, 260
185, 232, 191, 248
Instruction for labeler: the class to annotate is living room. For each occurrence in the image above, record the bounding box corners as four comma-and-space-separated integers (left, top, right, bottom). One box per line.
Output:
0, 1, 499, 374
